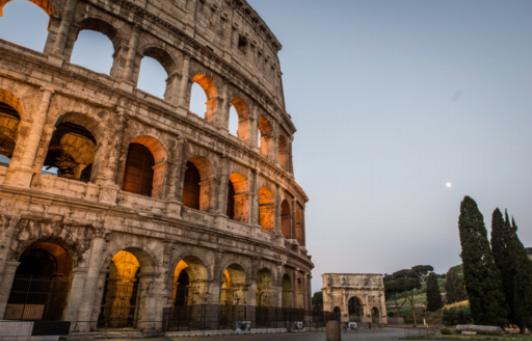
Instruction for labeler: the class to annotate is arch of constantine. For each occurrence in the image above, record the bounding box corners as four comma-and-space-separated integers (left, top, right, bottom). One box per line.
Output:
0, 0, 312, 336
322, 273, 387, 325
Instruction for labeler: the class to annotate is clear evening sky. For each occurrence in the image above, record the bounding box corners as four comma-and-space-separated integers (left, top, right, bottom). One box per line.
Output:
1, 0, 532, 293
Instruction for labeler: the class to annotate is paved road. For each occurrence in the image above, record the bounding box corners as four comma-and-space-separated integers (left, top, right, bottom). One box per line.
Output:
171, 328, 427, 341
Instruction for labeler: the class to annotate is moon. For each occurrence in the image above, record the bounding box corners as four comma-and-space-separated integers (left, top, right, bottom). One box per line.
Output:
445, 181, 453, 189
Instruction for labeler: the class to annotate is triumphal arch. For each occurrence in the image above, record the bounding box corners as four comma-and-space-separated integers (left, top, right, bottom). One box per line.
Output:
0, 0, 312, 336
322, 274, 388, 325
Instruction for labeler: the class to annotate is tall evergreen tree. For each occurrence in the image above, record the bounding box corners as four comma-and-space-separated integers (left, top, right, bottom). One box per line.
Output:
445, 265, 467, 304
491, 208, 515, 322
426, 272, 443, 312
458, 196, 507, 326
506, 215, 532, 330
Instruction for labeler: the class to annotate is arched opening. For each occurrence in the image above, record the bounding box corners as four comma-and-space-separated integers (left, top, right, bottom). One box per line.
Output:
258, 187, 274, 232
0, 100, 20, 165
167, 257, 208, 329
228, 97, 249, 141
137, 56, 167, 98
97, 250, 141, 328
228, 105, 239, 136
122, 143, 154, 196
121, 136, 166, 198
42, 120, 97, 182
227, 172, 248, 222
182, 157, 211, 211
219, 264, 247, 328
255, 268, 273, 327
136, 47, 175, 100
348, 297, 363, 323
257, 115, 272, 157
281, 274, 293, 322
332, 306, 341, 321
0, 0, 49, 52
182, 161, 200, 209
371, 307, 380, 324
69, 19, 116, 75
281, 199, 292, 239
5, 241, 72, 321
295, 205, 304, 245
189, 74, 217, 121
278, 134, 290, 171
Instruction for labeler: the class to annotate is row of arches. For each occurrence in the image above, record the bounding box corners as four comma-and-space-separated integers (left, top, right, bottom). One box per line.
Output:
0, 92, 304, 242
5, 240, 307, 329
0, 1, 292, 170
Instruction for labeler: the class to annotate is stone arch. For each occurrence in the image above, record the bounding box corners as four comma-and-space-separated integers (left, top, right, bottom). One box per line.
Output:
66, 17, 122, 75
189, 73, 218, 121
227, 172, 249, 222
182, 156, 212, 211
278, 134, 290, 171
0, 0, 56, 17
347, 296, 363, 322
42, 112, 102, 182
97, 246, 158, 329
256, 268, 273, 307
135, 45, 178, 100
280, 199, 291, 239
4, 240, 73, 321
257, 115, 273, 156
218, 263, 248, 327
122, 135, 167, 198
258, 186, 274, 232
295, 276, 304, 309
8, 219, 91, 268
228, 96, 250, 141
281, 273, 292, 309
371, 306, 380, 324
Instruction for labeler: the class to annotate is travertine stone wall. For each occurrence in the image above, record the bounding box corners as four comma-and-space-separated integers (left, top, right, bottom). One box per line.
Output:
0, 0, 312, 335
322, 273, 388, 325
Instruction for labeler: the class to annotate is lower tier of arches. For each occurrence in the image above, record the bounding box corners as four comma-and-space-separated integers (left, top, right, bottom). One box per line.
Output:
0, 215, 312, 334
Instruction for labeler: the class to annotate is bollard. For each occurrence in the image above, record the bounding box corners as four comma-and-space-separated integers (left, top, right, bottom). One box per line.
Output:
326, 320, 341, 341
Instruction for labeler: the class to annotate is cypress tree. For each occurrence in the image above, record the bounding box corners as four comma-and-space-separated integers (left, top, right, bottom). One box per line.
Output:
445, 265, 467, 304
458, 196, 507, 326
426, 272, 443, 312
506, 215, 532, 330
491, 208, 515, 322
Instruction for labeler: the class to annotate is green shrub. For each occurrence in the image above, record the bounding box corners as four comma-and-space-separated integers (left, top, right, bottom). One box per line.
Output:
442, 305, 472, 326
440, 327, 452, 335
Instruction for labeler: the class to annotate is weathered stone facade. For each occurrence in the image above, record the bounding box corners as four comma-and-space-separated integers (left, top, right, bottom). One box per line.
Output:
0, 0, 311, 335
322, 274, 387, 325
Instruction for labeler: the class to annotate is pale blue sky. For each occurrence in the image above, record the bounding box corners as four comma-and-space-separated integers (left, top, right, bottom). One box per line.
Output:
1, 0, 532, 292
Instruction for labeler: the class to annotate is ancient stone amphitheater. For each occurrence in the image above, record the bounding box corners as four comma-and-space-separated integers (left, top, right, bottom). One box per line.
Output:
0, 0, 311, 336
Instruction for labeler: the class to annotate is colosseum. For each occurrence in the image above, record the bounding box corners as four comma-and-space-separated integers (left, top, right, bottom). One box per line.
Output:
0, 0, 312, 336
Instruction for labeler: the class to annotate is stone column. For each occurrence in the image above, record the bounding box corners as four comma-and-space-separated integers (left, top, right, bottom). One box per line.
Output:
215, 157, 229, 215
121, 26, 140, 84
248, 106, 259, 150
216, 83, 230, 129
164, 72, 181, 106
75, 236, 106, 332
4, 88, 52, 188
137, 272, 166, 333
249, 170, 258, 225
43, 0, 78, 62
274, 184, 282, 235
177, 56, 191, 111
64, 267, 88, 322
0, 261, 19, 319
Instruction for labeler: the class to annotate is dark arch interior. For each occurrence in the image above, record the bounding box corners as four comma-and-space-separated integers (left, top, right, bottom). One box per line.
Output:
281, 200, 291, 238
182, 161, 200, 209
43, 121, 97, 182
0, 101, 20, 163
5, 242, 72, 321
122, 143, 155, 196
175, 270, 190, 308
226, 180, 235, 219
348, 297, 363, 322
